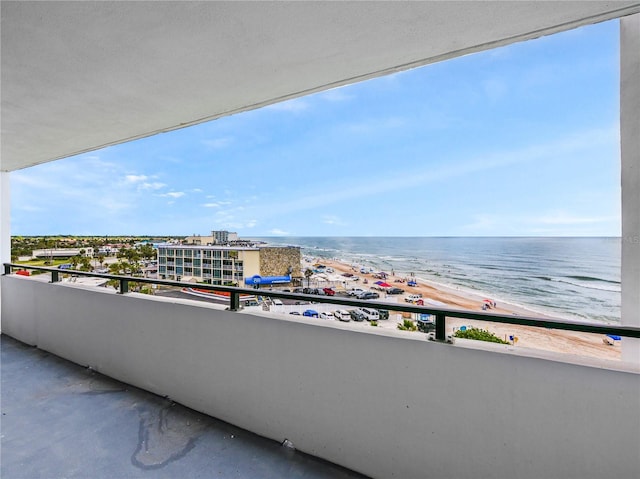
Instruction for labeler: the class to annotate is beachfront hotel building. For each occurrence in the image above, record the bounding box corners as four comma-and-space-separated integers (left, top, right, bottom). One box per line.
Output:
157, 243, 302, 286
2, 3, 639, 479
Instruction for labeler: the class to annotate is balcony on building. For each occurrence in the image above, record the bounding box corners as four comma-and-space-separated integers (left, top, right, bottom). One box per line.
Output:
1, 2, 639, 479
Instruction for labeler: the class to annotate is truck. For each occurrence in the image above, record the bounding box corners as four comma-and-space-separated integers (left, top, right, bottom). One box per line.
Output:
404, 294, 423, 303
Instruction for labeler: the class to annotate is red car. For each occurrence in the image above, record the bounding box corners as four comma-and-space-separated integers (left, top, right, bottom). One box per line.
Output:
322, 287, 336, 296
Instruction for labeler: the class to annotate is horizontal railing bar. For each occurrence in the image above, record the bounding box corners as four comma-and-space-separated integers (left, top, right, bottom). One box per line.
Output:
4, 263, 640, 339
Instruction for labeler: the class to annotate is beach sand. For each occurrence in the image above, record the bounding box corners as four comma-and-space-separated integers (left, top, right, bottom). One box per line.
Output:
307, 258, 621, 361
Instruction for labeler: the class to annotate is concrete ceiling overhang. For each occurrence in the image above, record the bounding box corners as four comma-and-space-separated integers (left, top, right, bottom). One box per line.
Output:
2, 1, 640, 172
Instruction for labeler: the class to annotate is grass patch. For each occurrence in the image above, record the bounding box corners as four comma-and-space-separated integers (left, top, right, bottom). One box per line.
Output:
453, 327, 509, 344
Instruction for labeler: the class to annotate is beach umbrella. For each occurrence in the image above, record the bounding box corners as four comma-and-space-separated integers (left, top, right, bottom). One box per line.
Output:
379, 282, 391, 288
374, 281, 384, 285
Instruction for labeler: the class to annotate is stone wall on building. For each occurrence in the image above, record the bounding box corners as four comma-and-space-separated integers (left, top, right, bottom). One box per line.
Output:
259, 247, 301, 278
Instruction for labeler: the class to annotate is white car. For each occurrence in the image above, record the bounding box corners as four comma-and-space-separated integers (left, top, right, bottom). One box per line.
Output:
272, 298, 284, 306
348, 288, 365, 296
320, 311, 334, 319
334, 310, 351, 321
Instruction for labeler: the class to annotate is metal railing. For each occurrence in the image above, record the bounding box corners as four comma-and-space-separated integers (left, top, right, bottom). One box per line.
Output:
4, 263, 640, 341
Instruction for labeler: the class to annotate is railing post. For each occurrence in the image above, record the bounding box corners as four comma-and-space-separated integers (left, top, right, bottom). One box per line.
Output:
4, 264, 11, 275
119, 278, 129, 294
50, 270, 60, 283
230, 291, 240, 311
435, 313, 446, 341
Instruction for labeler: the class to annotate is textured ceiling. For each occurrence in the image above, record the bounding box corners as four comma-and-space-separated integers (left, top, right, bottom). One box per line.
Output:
2, 1, 639, 171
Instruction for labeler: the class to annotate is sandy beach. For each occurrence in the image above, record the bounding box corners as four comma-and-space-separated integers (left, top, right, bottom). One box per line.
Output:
305, 257, 621, 361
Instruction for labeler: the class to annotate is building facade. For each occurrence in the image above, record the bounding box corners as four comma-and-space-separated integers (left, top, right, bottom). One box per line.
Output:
157, 244, 301, 285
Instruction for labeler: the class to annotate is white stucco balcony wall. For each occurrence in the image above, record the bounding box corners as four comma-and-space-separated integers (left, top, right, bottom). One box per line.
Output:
2, 275, 638, 479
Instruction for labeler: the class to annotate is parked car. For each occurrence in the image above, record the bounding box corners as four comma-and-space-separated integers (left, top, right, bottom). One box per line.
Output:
387, 287, 404, 295
357, 291, 379, 300
405, 294, 423, 303
360, 307, 379, 321
349, 309, 367, 322
289, 311, 301, 315
322, 287, 336, 296
417, 315, 435, 332
244, 300, 259, 307
334, 310, 351, 322
378, 309, 390, 320
320, 311, 334, 319
272, 299, 284, 306
348, 288, 365, 297
293, 288, 304, 293
303, 309, 319, 317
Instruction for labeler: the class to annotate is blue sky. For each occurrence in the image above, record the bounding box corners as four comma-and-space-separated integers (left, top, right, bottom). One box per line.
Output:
11, 20, 621, 237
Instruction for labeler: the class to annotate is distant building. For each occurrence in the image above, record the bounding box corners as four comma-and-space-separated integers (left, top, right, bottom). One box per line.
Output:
184, 230, 239, 246
157, 244, 301, 285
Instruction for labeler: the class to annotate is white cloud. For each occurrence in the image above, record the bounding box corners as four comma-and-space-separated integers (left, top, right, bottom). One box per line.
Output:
139, 182, 166, 190
320, 88, 353, 103
462, 210, 620, 235
125, 174, 148, 183
535, 212, 618, 225
159, 192, 185, 199
270, 228, 289, 235
202, 137, 234, 149
322, 215, 346, 226
463, 214, 499, 231
202, 202, 221, 208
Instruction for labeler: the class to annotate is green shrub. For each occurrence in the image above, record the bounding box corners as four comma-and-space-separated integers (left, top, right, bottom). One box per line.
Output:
370, 320, 378, 327
397, 319, 417, 331
453, 327, 509, 344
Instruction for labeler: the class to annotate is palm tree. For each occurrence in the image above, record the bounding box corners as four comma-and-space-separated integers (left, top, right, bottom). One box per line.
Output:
304, 268, 313, 288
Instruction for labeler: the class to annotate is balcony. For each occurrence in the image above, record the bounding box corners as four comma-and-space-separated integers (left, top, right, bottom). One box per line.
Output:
0, 334, 367, 478
1, 268, 639, 479
2, 3, 640, 478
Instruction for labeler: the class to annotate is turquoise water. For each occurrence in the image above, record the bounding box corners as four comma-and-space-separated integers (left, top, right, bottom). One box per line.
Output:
251, 237, 621, 324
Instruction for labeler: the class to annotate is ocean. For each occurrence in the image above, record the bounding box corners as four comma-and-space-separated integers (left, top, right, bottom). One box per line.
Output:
252, 237, 621, 324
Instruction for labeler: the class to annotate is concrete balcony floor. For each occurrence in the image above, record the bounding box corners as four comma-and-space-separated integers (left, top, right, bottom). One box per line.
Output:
0, 335, 368, 479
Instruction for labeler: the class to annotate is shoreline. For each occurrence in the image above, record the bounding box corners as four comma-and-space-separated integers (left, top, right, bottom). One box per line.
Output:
305, 256, 621, 361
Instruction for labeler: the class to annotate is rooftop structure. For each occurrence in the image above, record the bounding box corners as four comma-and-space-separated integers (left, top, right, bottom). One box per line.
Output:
184, 230, 239, 246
